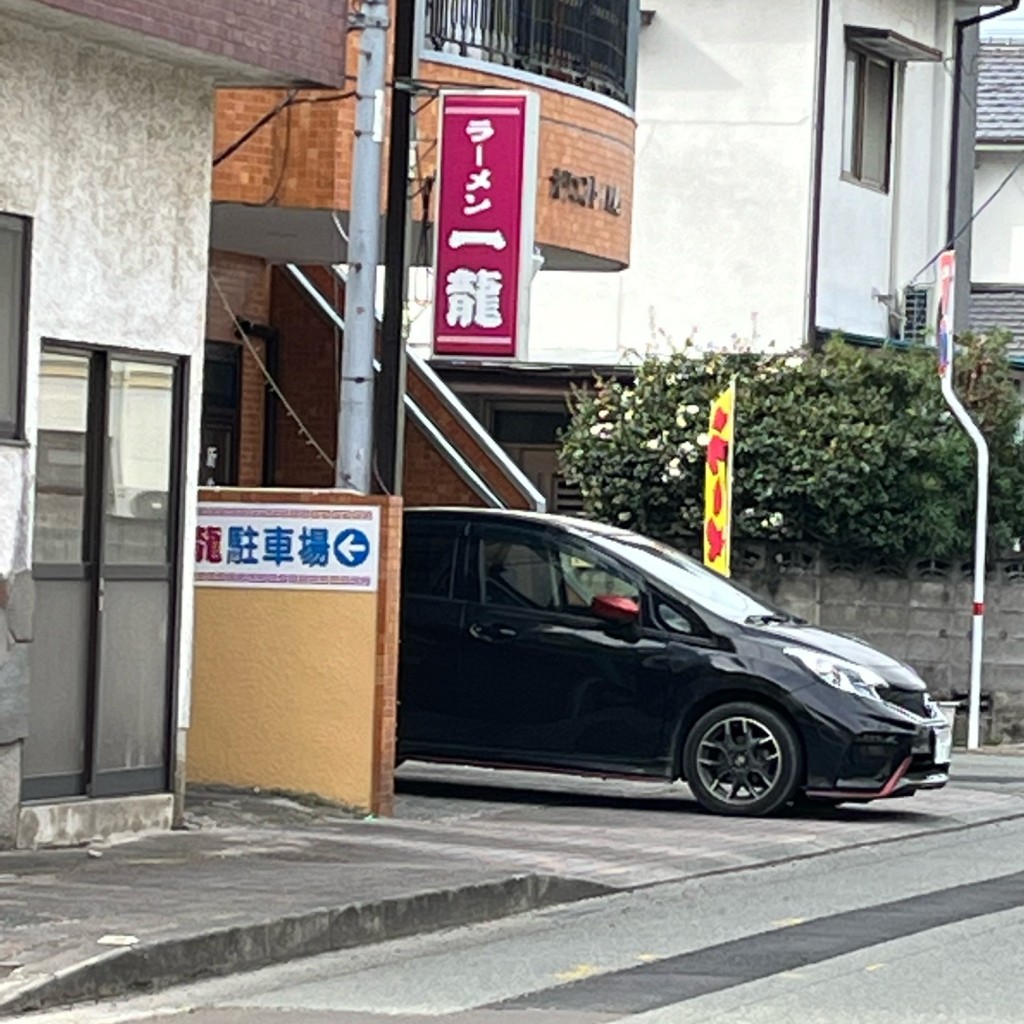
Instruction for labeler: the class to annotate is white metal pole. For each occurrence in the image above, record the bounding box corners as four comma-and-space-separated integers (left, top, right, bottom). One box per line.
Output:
337, 0, 390, 492
938, 265, 989, 750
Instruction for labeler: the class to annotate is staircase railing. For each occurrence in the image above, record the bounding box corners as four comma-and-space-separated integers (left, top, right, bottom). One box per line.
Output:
284, 263, 545, 511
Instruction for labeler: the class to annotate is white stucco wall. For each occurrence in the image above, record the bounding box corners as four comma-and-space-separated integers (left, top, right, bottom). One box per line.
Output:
816, 0, 954, 340
972, 153, 1024, 283
0, 16, 214, 733
527, 0, 820, 362
519, 0, 955, 361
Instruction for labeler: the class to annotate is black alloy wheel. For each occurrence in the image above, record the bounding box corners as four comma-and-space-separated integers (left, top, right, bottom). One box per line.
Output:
683, 701, 802, 817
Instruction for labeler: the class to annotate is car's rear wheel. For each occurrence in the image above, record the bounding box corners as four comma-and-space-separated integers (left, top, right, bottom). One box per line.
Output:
683, 701, 802, 817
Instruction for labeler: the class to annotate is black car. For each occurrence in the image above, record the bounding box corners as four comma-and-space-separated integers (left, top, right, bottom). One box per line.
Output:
397, 508, 952, 817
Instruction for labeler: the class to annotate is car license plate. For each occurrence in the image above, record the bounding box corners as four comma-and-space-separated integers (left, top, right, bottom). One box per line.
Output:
932, 724, 953, 764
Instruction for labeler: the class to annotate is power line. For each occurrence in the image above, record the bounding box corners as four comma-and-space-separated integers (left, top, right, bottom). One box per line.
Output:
908, 146, 1024, 287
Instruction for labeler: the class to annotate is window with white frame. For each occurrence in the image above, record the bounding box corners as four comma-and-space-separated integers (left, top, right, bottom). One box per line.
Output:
842, 48, 894, 190
0, 213, 29, 440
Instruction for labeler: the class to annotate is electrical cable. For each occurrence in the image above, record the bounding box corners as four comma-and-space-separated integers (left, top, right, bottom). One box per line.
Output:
262, 101, 293, 206
908, 145, 1024, 287
209, 270, 335, 471
212, 90, 355, 168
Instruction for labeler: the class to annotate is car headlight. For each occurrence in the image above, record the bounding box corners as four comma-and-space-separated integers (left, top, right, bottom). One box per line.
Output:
785, 647, 888, 700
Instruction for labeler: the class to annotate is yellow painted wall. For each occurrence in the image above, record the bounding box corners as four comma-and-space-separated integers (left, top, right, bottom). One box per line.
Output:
189, 587, 378, 809
186, 489, 403, 814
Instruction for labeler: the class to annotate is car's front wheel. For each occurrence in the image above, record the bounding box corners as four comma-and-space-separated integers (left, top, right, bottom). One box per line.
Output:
683, 701, 802, 817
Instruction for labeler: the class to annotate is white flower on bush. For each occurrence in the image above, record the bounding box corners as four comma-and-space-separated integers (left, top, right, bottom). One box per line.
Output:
686, 404, 699, 415
589, 423, 613, 439
598, 408, 609, 420
768, 511, 784, 528
697, 432, 710, 446
618, 511, 631, 522
624, 409, 635, 423
676, 413, 688, 428
680, 441, 696, 455
664, 456, 683, 479
646, 437, 661, 451
784, 355, 804, 369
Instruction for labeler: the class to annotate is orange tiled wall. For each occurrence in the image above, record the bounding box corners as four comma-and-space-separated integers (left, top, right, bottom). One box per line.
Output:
213, 48, 635, 268
415, 60, 635, 268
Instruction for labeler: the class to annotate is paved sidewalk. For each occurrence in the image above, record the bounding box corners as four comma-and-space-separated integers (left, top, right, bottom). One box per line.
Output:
2, 754, 1023, 1016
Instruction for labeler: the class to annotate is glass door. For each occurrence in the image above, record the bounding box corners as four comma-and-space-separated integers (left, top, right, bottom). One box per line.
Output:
24, 347, 183, 801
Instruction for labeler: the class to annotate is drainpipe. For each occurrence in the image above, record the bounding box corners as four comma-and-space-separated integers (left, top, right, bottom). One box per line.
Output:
947, 1, 1019, 329
806, 0, 830, 351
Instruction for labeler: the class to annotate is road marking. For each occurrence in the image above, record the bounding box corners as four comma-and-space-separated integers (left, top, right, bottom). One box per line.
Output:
496, 868, 1024, 1014
865, 962, 887, 972
772, 917, 807, 928
555, 963, 602, 982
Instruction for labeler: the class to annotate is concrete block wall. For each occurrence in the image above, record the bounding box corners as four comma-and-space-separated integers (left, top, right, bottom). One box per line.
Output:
731, 543, 1024, 744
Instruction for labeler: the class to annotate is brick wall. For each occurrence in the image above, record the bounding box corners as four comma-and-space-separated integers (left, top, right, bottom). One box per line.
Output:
373, 496, 404, 815
265, 265, 527, 506
415, 59, 636, 268
213, 29, 635, 268
295, 264, 532, 507
722, 542, 1024, 745
268, 267, 339, 488
402, 419, 484, 507
38, 0, 346, 86
405, 369, 532, 509
207, 251, 271, 487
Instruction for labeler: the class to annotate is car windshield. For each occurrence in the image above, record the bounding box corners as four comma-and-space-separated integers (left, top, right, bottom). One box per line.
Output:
582, 528, 789, 624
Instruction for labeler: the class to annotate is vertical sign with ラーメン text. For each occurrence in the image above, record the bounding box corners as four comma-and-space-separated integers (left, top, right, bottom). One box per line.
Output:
431, 91, 539, 360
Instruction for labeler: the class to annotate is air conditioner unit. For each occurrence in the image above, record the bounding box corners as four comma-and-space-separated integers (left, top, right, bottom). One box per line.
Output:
901, 285, 931, 343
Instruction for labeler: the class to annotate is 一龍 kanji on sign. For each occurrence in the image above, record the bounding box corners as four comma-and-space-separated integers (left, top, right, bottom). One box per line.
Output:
445, 268, 504, 329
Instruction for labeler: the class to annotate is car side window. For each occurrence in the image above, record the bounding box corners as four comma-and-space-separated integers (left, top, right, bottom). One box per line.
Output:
557, 547, 640, 616
403, 528, 458, 599
654, 595, 710, 639
480, 535, 560, 609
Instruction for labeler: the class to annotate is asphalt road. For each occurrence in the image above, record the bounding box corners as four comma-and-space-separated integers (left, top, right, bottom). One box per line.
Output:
21, 753, 1024, 1024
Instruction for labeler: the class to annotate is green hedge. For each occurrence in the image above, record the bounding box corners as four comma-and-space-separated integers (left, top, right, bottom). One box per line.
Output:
559, 334, 1024, 563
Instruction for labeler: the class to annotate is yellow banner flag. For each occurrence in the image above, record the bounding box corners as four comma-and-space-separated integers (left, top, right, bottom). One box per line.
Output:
703, 380, 736, 576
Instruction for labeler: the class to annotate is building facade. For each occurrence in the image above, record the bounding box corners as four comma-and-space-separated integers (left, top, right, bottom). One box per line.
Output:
971, 39, 1024, 353
202, 0, 640, 512
0, 0, 344, 848
522, 0, 960, 363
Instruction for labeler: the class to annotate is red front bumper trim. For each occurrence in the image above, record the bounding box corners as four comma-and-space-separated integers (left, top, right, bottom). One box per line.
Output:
804, 755, 914, 801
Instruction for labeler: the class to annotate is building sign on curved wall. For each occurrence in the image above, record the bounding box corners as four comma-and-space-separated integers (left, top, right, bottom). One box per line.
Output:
431, 90, 539, 360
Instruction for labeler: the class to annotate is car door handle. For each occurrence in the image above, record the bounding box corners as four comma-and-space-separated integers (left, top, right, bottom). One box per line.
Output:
469, 622, 518, 643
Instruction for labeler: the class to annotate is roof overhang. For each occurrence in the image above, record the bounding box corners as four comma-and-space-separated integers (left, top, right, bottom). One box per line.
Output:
846, 27, 943, 63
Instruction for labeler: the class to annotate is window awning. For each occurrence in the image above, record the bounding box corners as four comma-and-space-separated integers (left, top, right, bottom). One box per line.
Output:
846, 27, 943, 63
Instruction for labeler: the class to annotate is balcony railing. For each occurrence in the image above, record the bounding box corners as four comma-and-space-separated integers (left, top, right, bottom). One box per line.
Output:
423, 0, 636, 107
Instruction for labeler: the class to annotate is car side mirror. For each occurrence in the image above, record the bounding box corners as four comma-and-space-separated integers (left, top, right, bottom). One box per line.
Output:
591, 594, 640, 625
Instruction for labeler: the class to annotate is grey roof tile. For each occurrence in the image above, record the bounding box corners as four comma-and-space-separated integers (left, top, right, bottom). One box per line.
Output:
977, 42, 1024, 143
970, 287, 1024, 352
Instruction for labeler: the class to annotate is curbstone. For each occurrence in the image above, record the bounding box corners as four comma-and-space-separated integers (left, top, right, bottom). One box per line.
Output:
0, 874, 610, 1017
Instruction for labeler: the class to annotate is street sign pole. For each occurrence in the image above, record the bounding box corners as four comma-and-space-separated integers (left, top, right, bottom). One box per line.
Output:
937, 250, 989, 750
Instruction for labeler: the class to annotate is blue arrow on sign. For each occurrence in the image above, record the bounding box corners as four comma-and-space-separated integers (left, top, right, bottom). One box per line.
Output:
333, 528, 371, 568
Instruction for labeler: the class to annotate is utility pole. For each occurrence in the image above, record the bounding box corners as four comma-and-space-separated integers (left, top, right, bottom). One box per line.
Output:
336, 0, 390, 492
376, 0, 417, 494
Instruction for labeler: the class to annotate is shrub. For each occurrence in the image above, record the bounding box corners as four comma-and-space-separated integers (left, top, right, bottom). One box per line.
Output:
559, 333, 1024, 563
